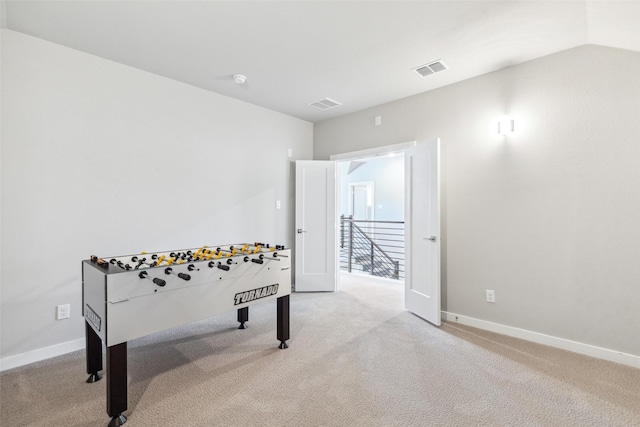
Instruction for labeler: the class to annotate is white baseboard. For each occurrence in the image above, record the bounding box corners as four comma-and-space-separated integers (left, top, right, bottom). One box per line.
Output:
0, 338, 85, 372
3, 315, 639, 372
442, 311, 640, 369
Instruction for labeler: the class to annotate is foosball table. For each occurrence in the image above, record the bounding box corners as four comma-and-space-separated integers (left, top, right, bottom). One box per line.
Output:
82, 243, 291, 427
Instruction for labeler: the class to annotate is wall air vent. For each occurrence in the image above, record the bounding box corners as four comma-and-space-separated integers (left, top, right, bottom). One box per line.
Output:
413, 60, 448, 77
308, 97, 343, 111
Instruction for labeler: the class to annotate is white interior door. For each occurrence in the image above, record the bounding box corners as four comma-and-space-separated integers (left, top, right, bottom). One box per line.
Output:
404, 139, 441, 325
295, 161, 337, 292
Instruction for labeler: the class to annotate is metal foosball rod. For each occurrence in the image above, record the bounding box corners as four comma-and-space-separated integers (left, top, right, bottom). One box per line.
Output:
204, 244, 274, 261
225, 243, 262, 254
153, 248, 204, 264
161, 254, 192, 265
230, 243, 251, 254
254, 243, 286, 251
215, 246, 240, 257
109, 259, 133, 270
138, 252, 176, 266
272, 247, 289, 260
164, 267, 191, 281
138, 271, 166, 287
251, 244, 288, 258
250, 244, 264, 253
168, 252, 193, 263
179, 248, 216, 262
207, 258, 236, 271
130, 256, 157, 269
150, 253, 169, 265
190, 247, 213, 261
230, 243, 286, 264
242, 253, 278, 264
244, 251, 284, 262
195, 249, 214, 261
134, 254, 188, 269
208, 250, 224, 260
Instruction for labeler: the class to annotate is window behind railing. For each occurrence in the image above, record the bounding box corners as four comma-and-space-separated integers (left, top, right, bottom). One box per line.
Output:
339, 215, 405, 280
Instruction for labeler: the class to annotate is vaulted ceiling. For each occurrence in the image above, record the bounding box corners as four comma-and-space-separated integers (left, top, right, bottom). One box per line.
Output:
2, 1, 639, 123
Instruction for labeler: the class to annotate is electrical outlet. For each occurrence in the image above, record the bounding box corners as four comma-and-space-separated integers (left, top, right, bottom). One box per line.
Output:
486, 290, 496, 303
57, 304, 70, 320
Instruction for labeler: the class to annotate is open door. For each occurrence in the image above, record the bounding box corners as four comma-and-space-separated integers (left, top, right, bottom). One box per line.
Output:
295, 161, 337, 292
405, 139, 441, 325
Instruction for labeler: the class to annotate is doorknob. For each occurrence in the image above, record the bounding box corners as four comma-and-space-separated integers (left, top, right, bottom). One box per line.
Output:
297, 229, 307, 234
423, 236, 436, 242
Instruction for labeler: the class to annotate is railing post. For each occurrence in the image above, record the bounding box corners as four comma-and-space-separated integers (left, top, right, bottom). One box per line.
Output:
370, 242, 374, 276
340, 215, 344, 249
348, 216, 353, 273
394, 261, 399, 280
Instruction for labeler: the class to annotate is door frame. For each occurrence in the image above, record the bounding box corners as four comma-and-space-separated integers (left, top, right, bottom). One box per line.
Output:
330, 141, 417, 162
330, 141, 417, 291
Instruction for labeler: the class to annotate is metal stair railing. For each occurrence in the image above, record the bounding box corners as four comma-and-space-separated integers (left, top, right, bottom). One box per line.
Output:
339, 215, 404, 280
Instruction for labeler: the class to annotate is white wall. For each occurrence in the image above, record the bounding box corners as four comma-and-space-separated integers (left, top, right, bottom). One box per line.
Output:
315, 45, 640, 357
339, 156, 404, 221
0, 30, 312, 364
0, 6, 4, 367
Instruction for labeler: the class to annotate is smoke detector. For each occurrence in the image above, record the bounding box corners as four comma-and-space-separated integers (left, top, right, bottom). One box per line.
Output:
233, 74, 247, 85
413, 60, 448, 77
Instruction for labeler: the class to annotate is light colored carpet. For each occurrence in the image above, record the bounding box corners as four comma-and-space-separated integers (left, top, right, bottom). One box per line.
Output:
2, 273, 639, 426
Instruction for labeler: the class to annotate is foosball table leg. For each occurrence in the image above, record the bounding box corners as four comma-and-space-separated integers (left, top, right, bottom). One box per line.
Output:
85, 321, 103, 383
277, 295, 290, 349
237, 307, 249, 329
107, 342, 128, 427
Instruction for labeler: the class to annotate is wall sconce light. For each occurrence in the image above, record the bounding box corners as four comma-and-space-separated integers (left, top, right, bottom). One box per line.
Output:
498, 117, 515, 135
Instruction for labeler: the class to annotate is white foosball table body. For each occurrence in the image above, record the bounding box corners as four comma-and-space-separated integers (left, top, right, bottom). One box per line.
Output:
82, 244, 291, 427
82, 245, 291, 346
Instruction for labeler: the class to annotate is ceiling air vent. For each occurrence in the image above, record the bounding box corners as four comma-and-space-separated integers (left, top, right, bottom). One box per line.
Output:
413, 60, 448, 77
308, 97, 342, 111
